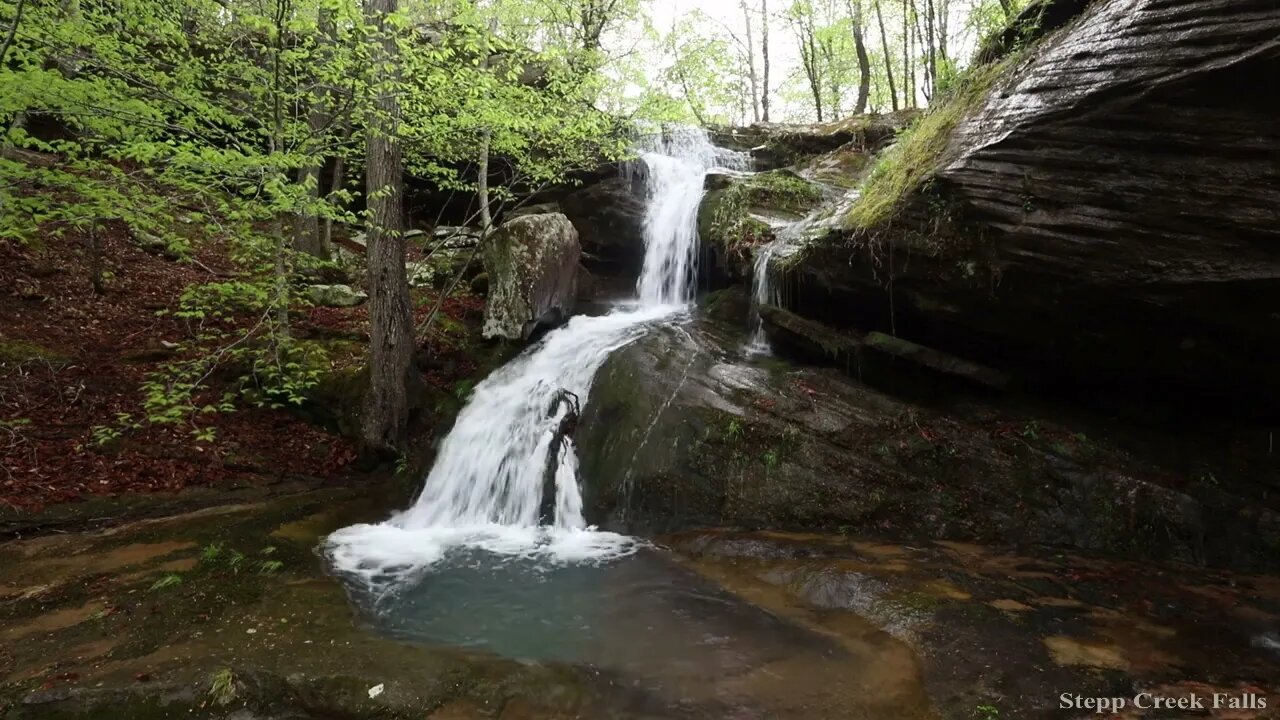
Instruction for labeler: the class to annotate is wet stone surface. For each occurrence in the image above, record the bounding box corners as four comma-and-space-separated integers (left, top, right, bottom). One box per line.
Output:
666, 529, 1280, 719
1, 487, 1278, 719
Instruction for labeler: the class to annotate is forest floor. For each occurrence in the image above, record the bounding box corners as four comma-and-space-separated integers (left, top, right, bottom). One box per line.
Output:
0, 220, 486, 522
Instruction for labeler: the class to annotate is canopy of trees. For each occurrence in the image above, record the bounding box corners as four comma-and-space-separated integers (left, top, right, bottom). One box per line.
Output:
0, 0, 1023, 461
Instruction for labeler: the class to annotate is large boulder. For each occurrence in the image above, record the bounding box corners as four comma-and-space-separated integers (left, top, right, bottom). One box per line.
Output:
575, 310, 1280, 572
481, 213, 580, 340
781, 0, 1280, 422
305, 284, 367, 308
558, 166, 648, 282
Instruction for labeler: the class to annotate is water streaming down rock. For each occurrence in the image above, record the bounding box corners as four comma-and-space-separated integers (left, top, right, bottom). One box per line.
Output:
746, 240, 784, 354
746, 188, 858, 354
327, 128, 747, 584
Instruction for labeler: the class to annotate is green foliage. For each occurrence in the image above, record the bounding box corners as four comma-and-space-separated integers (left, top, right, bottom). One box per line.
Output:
724, 418, 745, 443
2, 0, 633, 446
149, 573, 183, 592
973, 704, 1000, 720
708, 171, 822, 257
209, 668, 238, 706
843, 55, 1019, 231
200, 542, 225, 564
200, 542, 282, 576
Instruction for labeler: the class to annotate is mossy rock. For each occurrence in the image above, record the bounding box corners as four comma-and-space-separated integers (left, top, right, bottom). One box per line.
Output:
0, 337, 70, 365
697, 171, 824, 281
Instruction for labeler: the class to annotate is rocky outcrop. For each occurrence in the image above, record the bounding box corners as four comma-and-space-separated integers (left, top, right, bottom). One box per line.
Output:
481, 213, 580, 340
780, 0, 1280, 421
696, 170, 824, 284
558, 164, 648, 282
710, 112, 917, 170
576, 309, 1280, 572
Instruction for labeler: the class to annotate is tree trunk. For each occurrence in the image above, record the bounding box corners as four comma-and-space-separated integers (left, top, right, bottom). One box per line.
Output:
293, 5, 336, 260
761, 0, 770, 121
269, 0, 289, 336
0, 0, 26, 68
903, 0, 913, 108
848, 0, 871, 115
477, 131, 492, 231
86, 221, 103, 295
910, 0, 932, 101
476, 19, 495, 232
925, 0, 937, 97
321, 122, 350, 252
361, 0, 413, 460
740, 0, 760, 122
794, 15, 823, 122
874, 0, 898, 112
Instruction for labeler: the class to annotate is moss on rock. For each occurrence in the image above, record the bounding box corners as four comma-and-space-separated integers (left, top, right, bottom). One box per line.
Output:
698, 171, 824, 281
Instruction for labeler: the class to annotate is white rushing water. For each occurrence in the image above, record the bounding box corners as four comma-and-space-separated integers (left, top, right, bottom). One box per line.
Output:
327, 128, 747, 586
746, 239, 784, 354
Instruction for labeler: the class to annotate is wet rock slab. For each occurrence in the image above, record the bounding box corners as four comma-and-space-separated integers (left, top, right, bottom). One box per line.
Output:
666, 529, 1280, 719
577, 308, 1280, 572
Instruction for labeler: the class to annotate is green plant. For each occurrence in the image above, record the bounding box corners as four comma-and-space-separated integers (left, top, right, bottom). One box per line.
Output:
258, 559, 284, 575
1021, 421, 1040, 440
725, 419, 745, 443
453, 379, 476, 400
209, 668, 238, 706
973, 704, 1000, 720
200, 542, 225, 564
149, 573, 183, 592
763, 449, 779, 468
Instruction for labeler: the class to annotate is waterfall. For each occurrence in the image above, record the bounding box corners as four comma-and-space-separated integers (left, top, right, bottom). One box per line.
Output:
746, 240, 783, 354
327, 128, 746, 584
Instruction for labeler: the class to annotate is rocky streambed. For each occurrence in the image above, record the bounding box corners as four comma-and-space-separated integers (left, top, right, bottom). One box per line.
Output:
2, 475, 1278, 719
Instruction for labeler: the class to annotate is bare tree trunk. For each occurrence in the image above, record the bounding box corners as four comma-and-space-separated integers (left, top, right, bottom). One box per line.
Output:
321, 122, 350, 252
476, 20, 495, 232
0, 0, 26, 67
925, 0, 937, 97
793, 13, 823, 122
477, 132, 492, 231
903, 0, 913, 108
761, 0, 771, 121
910, 0, 932, 101
938, 0, 948, 66
740, 0, 760, 122
848, 0, 871, 115
874, 0, 898, 111
86, 221, 103, 295
269, 0, 289, 336
361, 0, 413, 460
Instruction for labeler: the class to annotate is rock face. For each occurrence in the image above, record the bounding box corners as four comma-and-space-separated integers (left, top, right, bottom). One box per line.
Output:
305, 284, 367, 308
710, 112, 917, 170
558, 164, 648, 282
576, 309, 1280, 572
784, 0, 1280, 421
696, 170, 824, 284
482, 213, 580, 340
